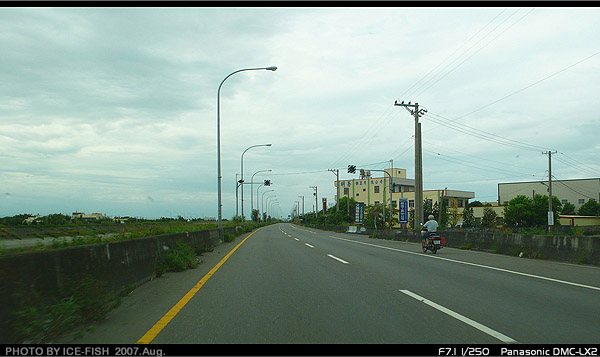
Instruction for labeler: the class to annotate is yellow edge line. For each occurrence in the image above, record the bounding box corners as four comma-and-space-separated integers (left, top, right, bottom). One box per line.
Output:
136, 226, 265, 344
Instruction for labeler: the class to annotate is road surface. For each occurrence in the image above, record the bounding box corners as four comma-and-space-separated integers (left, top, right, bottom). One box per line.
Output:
73, 223, 600, 344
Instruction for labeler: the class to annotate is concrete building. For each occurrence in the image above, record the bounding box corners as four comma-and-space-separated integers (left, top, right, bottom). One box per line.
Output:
335, 168, 474, 224
72, 212, 106, 222
498, 178, 600, 210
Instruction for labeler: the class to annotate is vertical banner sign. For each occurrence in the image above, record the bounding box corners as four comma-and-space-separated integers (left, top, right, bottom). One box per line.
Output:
398, 198, 408, 223
323, 198, 327, 215
355, 202, 364, 224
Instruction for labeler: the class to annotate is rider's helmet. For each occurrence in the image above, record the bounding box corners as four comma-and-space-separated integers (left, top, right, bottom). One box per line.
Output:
428, 215, 434, 220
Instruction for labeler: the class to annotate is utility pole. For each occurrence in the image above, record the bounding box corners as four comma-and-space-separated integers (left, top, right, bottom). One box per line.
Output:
310, 186, 318, 218
543, 150, 558, 233
394, 100, 427, 228
328, 169, 340, 213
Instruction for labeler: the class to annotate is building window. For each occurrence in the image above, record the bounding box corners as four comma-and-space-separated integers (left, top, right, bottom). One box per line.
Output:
375, 201, 380, 205
409, 200, 414, 208
374, 186, 380, 193
579, 199, 585, 204
363, 188, 366, 192
561, 199, 568, 204
356, 193, 359, 197
344, 188, 349, 195
458, 200, 464, 208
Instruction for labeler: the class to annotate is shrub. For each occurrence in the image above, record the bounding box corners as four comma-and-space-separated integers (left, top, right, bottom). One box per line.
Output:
10, 277, 119, 343
224, 232, 236, 242
159, 242, 198, 273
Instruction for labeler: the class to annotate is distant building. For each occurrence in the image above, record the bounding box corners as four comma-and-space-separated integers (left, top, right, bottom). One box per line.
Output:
72, 212, 106, 222
498, 178, 600, 210
335, 168, 474, 225
558, 215, 600, 226
23, 214, 42, 224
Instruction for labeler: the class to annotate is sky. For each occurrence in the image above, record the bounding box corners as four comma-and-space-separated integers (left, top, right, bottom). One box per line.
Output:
1, 6, 599, 220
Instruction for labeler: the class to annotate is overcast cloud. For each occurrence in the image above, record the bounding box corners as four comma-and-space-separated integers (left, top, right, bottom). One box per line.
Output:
1, 6, 599, 219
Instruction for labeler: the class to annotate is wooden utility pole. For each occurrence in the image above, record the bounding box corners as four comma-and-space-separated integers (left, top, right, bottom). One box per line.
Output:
394, 100, 427, 227
543, 150, 558, 233
329, 169, 340, 213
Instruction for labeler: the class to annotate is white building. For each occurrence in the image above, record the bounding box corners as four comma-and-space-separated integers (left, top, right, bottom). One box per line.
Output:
498, 178, 600, 210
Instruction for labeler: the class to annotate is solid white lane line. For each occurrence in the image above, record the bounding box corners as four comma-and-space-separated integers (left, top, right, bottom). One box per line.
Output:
289, 224, 317, 234
305, 243, 314, 248
328, 235, 600, 292
327, 254, 349, 264
400, 290, 517, 344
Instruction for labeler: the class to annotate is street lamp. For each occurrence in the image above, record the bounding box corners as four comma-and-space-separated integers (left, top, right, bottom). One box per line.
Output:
298, 195, 304, 221
216, 66, 277, 238
251, 169, 272, 216
269, 200, 278, 221
265, 195, 276, 222
261, 190, 275, 222
241, 144, 272, 224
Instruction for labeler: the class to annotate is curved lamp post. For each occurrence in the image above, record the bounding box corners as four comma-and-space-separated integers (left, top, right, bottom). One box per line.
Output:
241, 144, 271, 224
265, 195, 276, 222
261, 190, 274, 222
251, 169, 271, 213
217, 66, 277, 237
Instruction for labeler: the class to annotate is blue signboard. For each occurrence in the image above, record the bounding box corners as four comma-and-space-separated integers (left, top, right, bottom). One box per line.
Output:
354, 202, 364, 224
398, 198, 408, 223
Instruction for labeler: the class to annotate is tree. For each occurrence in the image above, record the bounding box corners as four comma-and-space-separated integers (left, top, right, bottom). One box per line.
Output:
44, 213, 71, 225
469, 200, 484, 207
462, 206, 476, 228
437, 200, 449, 228
578, 200, 600, 216
251, 209, 260, 223
408, 208, 415, 229
504, 195, 534, 227
364, 203, 383, 228
482, 207, 498, 227
561, 202, 576, 215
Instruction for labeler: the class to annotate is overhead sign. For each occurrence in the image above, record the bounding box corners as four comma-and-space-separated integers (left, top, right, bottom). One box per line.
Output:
399, 198, 408, 223
354, 202, 364, 224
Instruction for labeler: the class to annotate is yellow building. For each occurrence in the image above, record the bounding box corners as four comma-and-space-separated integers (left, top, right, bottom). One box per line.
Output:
335, 168, 474, 224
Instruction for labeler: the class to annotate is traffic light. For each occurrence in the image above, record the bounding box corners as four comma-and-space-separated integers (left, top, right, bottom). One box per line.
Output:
348, 165, 356, 174
264, 179, 271, 186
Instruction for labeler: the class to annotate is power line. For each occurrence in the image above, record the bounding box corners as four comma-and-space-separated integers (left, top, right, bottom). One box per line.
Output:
424, 111, 549, 152
396, 8, 509, 101
556, 152, 600, 177
411, 8, 534, 100
422, 138, 542, 171
456, 49, 600, 120
423, 149, 539, 177
551, 175, 598, 200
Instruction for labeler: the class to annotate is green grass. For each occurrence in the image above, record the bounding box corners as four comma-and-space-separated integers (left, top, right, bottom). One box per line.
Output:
0, 221, 239, 256
10, 277, 120, 343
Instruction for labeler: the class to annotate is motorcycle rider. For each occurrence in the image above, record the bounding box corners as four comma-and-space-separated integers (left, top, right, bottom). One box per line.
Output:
421, 214, 439, 245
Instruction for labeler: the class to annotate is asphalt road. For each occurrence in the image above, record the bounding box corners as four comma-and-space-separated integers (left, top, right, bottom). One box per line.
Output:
73, 223, 600, 344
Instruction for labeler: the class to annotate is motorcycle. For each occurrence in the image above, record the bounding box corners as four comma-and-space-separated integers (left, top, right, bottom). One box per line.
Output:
420, 229, 444, 254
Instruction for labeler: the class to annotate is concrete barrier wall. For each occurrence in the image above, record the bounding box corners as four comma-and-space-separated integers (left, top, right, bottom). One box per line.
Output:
308, 225, 600, 266
0, 227, 235, 343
